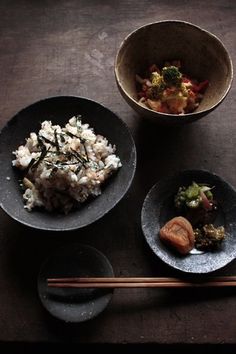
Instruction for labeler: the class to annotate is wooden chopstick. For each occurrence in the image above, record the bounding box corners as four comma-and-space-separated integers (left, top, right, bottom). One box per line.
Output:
47, 276, 236, 288
47, 276, 236, 283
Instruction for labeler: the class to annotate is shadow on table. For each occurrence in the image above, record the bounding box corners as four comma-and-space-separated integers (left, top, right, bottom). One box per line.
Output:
0, 342, 236, 354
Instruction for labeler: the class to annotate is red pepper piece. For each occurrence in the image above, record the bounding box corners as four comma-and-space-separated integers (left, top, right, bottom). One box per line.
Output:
192, 80, 209, 93
138, 91, 146, 98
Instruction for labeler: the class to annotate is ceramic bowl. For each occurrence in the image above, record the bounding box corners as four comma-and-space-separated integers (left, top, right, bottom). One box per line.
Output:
115, 21, 233, 125
141, 170, 236, 273
0, 96, 136, 231
38, 243, 114, 322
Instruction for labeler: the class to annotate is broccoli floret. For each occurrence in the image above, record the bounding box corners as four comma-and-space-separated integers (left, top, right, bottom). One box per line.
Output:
162, 66, 182, 87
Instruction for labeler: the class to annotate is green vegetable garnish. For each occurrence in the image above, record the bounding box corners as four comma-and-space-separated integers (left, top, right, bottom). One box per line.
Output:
162, 66, 182, 87
185, 182, 200, 200
175, 182, 214, 210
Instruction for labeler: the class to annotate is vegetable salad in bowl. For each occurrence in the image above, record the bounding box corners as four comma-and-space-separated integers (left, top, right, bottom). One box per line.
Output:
136, 60, 209, 115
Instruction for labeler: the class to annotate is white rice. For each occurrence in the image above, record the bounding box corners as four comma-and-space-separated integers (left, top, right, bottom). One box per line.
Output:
12, 116, 122, 213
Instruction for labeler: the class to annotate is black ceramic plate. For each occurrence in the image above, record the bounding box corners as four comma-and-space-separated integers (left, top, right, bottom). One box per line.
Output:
0, 96, 136, 231
141, 170, 236, 273
38, 243, 114, 322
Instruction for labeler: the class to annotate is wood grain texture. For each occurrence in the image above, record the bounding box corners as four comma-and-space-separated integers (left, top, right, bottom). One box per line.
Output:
0, 0, 236, 347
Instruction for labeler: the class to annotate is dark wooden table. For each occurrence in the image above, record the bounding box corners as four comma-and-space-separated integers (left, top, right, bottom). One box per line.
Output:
0, 0, 236, 352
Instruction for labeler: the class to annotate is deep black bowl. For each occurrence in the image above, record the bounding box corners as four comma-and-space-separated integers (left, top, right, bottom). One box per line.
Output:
0, 96, 136, 231
141, 170, 236, 273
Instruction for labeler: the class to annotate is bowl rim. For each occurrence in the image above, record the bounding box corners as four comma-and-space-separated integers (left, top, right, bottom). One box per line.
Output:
37, 243, 114, 322
0, 95, 137, 231
114, 20, 234, 119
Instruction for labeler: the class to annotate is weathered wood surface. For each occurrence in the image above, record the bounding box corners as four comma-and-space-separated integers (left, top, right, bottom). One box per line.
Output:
0, 0, 235, 349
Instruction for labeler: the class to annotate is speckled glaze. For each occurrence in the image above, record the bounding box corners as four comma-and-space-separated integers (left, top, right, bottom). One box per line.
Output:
115, 21, 233, 125
0, 96, 136, 231
38, 243, 114, 323
141, 170, 236, 273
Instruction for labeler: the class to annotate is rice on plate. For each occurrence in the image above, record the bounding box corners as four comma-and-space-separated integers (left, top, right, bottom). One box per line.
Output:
12, 116, 122, 214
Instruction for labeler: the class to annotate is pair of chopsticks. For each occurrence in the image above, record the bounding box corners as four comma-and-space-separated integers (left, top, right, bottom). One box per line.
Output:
47, 276, 236, 288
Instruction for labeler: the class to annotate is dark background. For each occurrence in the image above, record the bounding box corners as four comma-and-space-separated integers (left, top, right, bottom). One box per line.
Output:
0, 0, 235, 353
